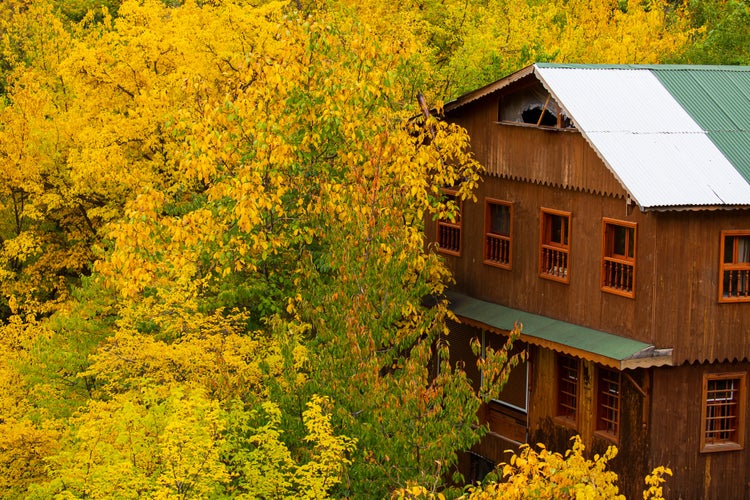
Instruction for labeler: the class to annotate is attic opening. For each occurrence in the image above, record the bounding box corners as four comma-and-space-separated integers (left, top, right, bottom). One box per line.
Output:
498, 82, 574, 129
522, 106, 558, 127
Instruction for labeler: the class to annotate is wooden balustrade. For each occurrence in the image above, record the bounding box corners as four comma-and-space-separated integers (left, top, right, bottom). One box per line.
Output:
540, 246, 568, 280
438, 222, 461, 254
723, 268, 750, 298
485, 233, 510, 265
603, 258, 634, 293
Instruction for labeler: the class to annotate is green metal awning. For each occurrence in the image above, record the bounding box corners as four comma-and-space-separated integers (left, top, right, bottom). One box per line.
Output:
446, 291, 673, 370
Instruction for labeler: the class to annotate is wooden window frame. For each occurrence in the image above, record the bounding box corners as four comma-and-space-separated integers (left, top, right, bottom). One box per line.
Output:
595, 367, 621, 443
484, 199, 513, 269
719, 230, 750, 303
601, 219, 637, 298
701, 372, 746, 453
554, 354, 580, 429
436, 189, 462, 256
539, 208, 571, 283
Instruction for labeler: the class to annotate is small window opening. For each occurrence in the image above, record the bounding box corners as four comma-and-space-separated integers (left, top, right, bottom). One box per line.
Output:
498, 82, 574, 129
522, 106, 558, 126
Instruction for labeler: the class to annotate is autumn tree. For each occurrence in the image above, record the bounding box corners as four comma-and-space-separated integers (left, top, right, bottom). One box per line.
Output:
394, 437, 673, 500
329, 0, 693, 101
675, 0, 750, 65
0, 0, 714, 497
83, 1, 488, 495
0, 0, 492, 497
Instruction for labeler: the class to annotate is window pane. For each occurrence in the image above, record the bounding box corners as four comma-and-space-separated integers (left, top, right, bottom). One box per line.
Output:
608, 224, 634, 259
705, 376, 742, 445
613, 226, 627, 256
627, 228, 635, 257
738, 236, 750, 263
720, 233, 750, 301
602, 221, 636, 295
442, 193, 460, 223
724, 235, 750, 263
485, 201, 512, 267
437, 190, 461, 255
725, 236, 735, 264
540, 210, 571, 282
549, 215, 568, 245
597, 368, 620, 438
557, 355, 578, 422
490, 204, 510, 236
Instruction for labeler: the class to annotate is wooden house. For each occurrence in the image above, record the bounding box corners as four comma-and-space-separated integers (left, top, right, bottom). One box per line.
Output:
428, 63, 750, 498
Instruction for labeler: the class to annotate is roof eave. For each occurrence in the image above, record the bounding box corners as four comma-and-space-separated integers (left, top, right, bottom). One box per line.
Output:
444, 65, 536, 114
640, 204, 750, 212
445, 290, 674, 371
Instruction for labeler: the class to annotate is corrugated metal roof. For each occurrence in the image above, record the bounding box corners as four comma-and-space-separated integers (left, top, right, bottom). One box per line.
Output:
535, 64, 750, 209
446, 291, 672, 369
652, 67, 750, 183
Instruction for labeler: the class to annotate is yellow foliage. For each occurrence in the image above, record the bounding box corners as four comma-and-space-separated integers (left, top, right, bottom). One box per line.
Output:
0, 315, 60, 497
394, 437, 673, 499
536, 0, 692, 65
295, 395, 358, 498
643, 466, 673, 500
483, 437, 624, 499
28, 387, 356, 499
32, 386, 229, 499
0, 418, 60, 496
0, 0, 697, 496
83, 303, 267, 400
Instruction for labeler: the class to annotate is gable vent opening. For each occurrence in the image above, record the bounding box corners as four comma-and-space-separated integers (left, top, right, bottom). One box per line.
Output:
522, 106, 559, 126
498, 82, 574, 129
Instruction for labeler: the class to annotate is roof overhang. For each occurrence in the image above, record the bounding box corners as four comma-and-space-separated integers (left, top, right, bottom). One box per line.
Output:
444, 65, 536, 114
446, 290, 673, 370
444, 63, 750, 211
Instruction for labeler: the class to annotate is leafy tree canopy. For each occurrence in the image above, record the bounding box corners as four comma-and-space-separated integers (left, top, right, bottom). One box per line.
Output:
0, 0, 732, 497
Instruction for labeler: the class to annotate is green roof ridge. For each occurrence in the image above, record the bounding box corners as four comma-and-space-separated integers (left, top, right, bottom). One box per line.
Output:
536, 62, 750, 71
650, 67, 750, 184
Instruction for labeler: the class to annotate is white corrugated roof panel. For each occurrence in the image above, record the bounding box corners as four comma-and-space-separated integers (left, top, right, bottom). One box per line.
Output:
535, 65, 750, 208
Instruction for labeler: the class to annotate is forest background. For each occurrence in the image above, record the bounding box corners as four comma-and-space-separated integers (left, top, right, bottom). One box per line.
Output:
0, 0, 747, 498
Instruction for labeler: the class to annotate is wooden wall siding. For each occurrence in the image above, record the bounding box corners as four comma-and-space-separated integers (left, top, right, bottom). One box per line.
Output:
445, 320, 481, 393
527, 348, 651, 500
448, 98, 628, 199
428, 161, 750, 365
444, 321, 529, 461
652, 210, 750, 364
440, 175, 653, 342
470, 431, 520, 469
650, 362, 750, 499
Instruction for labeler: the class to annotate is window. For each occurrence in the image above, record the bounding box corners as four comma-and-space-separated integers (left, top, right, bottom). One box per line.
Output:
555, 354, 580, 428
498, 85, 574, 129
701, 372, 746, 452
596, 367, 621, 441
484, 199, 513, 269
719, 231, 750, 302
437, 189, 461, 256
539, 208, 571, 283
601, 219, 636, 298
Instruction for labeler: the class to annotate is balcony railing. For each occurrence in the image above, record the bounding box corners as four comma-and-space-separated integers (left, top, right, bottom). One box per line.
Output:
438, 222, 461, 255
723, 268, 750, 299
540, 246, 568, 281
602, 258, 634, 294
485, 233, 510, 266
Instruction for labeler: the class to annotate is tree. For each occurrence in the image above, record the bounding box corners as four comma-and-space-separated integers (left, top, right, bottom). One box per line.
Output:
394, 436, 673, 500
0, 0, 707, 496
674, 0, 750, 65
85, 1, 490, 495
329, 0, 694, 100
0, 0, 492, 497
